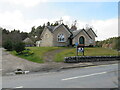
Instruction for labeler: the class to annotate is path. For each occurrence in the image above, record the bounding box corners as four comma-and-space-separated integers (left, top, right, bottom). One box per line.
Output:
44, 48, 67, 62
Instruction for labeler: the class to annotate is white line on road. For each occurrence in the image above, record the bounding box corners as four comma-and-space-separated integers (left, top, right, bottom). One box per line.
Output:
62, 72, 107, 81
14, 86, 23, 88
84, 64, 117, 68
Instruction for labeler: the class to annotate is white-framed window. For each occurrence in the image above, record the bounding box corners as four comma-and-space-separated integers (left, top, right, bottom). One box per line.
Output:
57, 34, 65, 42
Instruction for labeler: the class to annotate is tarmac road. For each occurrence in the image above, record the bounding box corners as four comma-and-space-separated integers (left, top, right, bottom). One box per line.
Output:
2, 63, 119, 88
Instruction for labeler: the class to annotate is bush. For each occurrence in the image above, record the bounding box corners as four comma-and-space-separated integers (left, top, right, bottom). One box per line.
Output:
96, 37, 120, 50
113, 38, 120, 50
3, 40, 13, 51
3, 39, 26, 53
14, 42, 25, 54
22, 49, 34, 56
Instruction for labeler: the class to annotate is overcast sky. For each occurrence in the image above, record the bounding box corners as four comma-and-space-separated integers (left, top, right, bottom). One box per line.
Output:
0, 0, 119, 41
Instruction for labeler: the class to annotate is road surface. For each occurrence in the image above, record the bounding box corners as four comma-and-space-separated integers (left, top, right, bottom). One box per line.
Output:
2, 64, 118, 88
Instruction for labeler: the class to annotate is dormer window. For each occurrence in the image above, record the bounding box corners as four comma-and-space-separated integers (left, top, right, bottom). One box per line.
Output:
58, 34, 65, 42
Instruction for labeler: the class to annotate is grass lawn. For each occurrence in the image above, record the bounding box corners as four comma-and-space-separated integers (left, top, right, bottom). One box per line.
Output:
11, 47, 63, 63
11, 47, 119, 63
54, 47, 119, 62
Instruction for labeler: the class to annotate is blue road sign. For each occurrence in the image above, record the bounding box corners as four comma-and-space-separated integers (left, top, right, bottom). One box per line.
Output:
75, 42, 78, 46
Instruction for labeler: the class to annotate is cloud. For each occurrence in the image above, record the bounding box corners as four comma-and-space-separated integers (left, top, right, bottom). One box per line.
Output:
1, 0, 48, 7
59, 16, 118, 41
90, 18, 118, 41
32, 16, 72, 28
0, 10, 31, 32
61, 17, 118, 41
0, 10, 118, 41
76, 18, 118, 41
0, 11, 66, 32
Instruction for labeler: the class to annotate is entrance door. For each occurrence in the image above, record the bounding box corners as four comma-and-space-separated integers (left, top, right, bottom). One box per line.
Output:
79, 36, 85, 44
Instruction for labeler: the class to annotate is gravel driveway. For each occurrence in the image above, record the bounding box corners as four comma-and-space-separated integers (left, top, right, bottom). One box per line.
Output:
2, 48, 48, 75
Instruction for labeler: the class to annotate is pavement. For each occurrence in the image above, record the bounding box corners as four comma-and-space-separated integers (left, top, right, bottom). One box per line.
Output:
2, 64, 119, 88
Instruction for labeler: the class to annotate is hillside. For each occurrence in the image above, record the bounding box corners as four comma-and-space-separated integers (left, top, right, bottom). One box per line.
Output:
96, 37, 120, 50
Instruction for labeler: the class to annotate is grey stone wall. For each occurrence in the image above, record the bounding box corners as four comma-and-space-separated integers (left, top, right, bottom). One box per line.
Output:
53, 25, 71, 46
72, 31, 91, 46
40, 28, 53, 47
87, 30, 96, 46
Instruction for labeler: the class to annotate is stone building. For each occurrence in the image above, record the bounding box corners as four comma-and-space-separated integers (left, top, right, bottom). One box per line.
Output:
36, 23, 97, 47
23, 37, 34, 47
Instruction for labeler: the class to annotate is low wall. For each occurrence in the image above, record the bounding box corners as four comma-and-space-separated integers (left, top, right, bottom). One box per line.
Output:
64, 56, 120, 63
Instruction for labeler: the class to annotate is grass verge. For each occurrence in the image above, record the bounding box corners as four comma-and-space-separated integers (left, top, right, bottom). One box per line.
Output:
54, 47, 119, 62
10, 47, 62, 63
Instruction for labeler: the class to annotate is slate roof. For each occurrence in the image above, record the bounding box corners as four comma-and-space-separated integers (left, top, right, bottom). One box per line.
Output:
23, 37, 34, 43
46, 26, 55, 32
86, 28, 97, 37
72, 29, 82, 36
71, 29, 92, 39
44, 24, 95, 39
46, 24, 72, 34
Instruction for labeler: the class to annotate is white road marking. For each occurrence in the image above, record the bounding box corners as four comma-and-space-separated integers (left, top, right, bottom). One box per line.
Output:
99, 64, 117, 66
14, 86, 23, 88
84, 64, 117, 68
62, 71, 107, 81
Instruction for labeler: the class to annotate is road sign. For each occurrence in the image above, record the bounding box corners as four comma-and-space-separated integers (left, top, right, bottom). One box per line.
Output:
78, 47, 84, 52
76, 45, 85, 56
75, 42, 78, 46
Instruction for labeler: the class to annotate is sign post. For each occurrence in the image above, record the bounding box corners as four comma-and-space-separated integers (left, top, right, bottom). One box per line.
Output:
75, 42, 79, 56
82, 46, 84, 56
77, 44, 85, 56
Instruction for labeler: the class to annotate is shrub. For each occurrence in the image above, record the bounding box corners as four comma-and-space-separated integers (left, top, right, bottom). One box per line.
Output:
3, 40, 13, 51
14, 42, 25, 54
22, 49, 34, 56
113, 38, 120, 50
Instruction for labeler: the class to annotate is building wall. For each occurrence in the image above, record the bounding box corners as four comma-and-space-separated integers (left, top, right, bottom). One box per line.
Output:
39, 26, 96, 47
72, 31, 91, 46
87, 30, 96, 46
53, 25, 71, 46
40, 28, 53, 47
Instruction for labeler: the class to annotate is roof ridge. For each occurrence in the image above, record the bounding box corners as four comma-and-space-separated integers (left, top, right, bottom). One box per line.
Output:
86, 28, 97, 37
